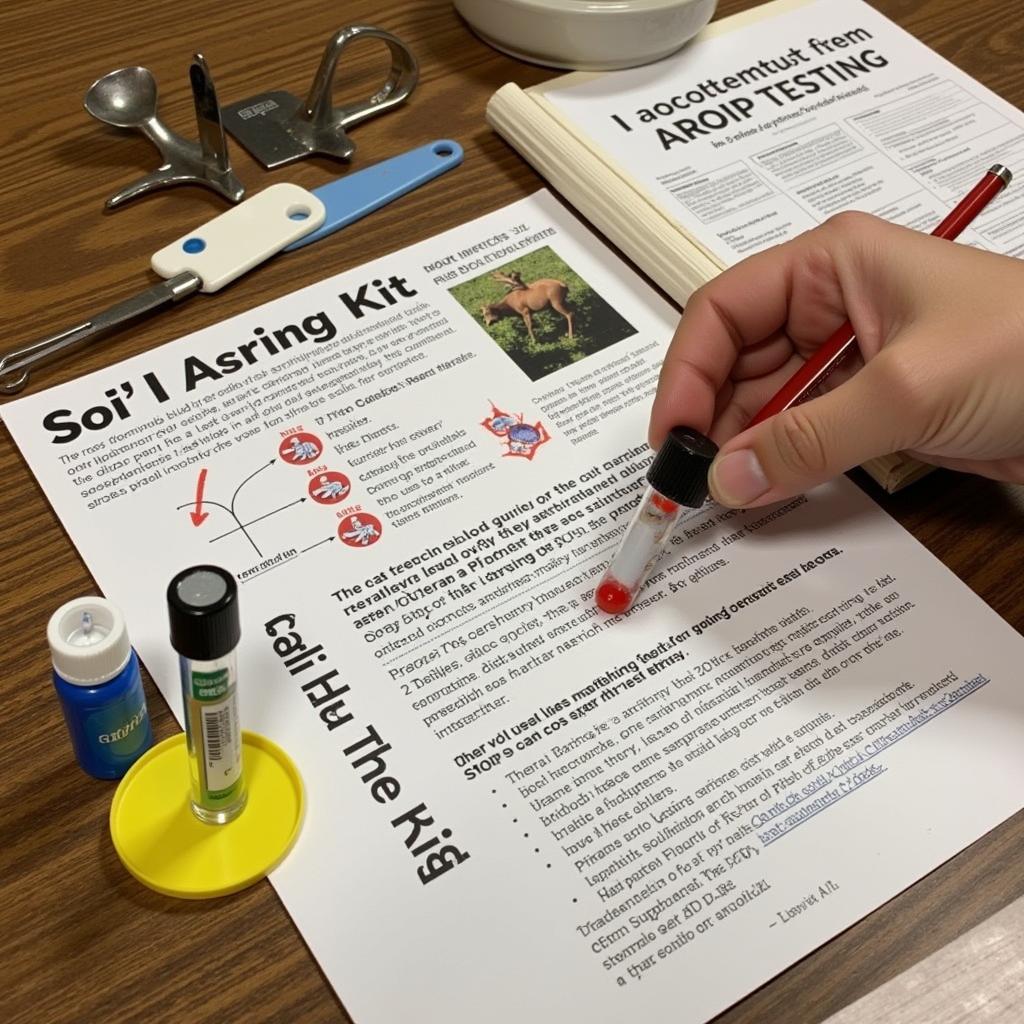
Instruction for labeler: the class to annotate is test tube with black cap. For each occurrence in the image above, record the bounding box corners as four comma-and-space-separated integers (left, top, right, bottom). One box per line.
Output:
595, 427, 718, 615
168, 565, 247, 824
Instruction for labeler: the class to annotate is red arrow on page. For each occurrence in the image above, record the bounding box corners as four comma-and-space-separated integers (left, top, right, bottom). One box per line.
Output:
190, 469, 209, 526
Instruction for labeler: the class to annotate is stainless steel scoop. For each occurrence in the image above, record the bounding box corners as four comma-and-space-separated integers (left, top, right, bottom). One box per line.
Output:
84, 54, 245, 208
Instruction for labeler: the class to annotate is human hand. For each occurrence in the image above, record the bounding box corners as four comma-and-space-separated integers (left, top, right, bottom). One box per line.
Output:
649, 212, 1024, 507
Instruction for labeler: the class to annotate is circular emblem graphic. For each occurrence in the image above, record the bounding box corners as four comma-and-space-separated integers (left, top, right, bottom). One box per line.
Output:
279, 432, 322, 464
508, 423, 542, 445
308, 471, 351, 504
338, 513, 383, 548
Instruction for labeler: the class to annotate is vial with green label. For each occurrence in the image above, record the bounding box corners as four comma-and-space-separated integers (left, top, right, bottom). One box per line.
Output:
167, 565, 247, 824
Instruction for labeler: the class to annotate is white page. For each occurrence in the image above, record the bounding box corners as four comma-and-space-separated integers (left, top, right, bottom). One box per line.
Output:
5, 191, 1024, 1023
542, 0, 1024, 264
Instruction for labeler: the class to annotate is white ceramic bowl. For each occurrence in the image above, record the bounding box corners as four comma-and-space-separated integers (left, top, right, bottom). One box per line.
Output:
455, 0, 718, 71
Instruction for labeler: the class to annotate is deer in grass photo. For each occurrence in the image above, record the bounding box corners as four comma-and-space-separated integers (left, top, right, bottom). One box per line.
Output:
481, 271, 574, 344
493, 270, 526, 292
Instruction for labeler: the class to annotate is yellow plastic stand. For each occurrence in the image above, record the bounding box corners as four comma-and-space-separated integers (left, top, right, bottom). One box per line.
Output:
110, 730, 304, 899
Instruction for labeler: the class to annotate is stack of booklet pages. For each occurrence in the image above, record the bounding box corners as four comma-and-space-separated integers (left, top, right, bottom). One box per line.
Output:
8, 193, 1024, 1024
487, 0, 1024, 491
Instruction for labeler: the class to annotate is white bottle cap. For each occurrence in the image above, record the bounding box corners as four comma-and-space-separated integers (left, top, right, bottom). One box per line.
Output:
47, 596, 132, 686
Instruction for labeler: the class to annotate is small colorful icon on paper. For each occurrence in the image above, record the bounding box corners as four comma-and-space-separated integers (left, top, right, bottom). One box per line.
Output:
279, 432, 323, 464
481, 402, 550, 461
338, 513, 382, 547
481, 402, 523, 437
308, 472, 351, 504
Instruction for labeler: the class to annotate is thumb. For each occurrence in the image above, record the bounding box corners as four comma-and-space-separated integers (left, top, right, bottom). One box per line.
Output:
708, 360, 910, 507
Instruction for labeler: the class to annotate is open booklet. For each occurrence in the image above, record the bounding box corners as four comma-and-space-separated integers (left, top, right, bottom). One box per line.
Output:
487, 0, 1024, 491
5, 192, 1024, 1024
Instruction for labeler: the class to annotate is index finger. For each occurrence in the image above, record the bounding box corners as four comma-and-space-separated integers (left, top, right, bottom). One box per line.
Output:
648, 232, 824, 449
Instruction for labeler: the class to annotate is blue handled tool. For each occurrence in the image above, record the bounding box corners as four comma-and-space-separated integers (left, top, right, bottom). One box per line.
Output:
289, 139, 462, 250
0, 139, 464, 394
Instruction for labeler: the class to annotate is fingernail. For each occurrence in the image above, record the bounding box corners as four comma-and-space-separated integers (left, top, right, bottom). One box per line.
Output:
709, 449, 770, 507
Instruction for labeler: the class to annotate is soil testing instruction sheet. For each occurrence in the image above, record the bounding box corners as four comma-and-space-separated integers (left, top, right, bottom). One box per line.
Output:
6, 192, 1024, 1024
543, 0, 1024, 263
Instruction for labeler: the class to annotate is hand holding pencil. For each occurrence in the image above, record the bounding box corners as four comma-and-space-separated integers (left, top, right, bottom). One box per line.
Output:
649, 168, 1024, 505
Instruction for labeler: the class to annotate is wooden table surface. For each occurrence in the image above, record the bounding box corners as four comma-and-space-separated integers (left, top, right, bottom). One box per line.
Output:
2, 0, 1022, 1021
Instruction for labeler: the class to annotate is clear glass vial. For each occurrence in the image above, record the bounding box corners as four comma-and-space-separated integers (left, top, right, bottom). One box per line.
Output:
596, 426, 718, 614
167, 565, 247, 824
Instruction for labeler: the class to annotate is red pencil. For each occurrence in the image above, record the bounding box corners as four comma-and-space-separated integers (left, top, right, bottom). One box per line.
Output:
748, 164, 1013, 426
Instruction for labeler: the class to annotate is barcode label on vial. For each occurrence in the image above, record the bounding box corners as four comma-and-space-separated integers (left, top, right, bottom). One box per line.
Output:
204, 706, 225, 760
200, 700, 240, 795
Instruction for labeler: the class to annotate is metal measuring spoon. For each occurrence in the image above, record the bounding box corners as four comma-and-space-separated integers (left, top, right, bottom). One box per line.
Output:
84, 55, 245, 208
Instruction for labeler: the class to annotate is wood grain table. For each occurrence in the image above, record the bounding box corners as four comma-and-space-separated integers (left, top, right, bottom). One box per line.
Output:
821, 892, 1024, 1024
2, 1, 1022, 1021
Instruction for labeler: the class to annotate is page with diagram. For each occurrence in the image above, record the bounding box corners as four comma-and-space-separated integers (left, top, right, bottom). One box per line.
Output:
5, 191, 1024, 1024
538, 0, 1024, 265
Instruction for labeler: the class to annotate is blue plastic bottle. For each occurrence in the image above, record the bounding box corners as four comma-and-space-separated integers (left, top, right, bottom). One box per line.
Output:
47, 597, 153, 779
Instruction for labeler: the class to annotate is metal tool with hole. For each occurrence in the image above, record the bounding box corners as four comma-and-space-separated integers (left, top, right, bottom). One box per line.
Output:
0, 140, 462, 394
221, 25, 419, 168
85, 54, 245, 209
0, 184, 323, 394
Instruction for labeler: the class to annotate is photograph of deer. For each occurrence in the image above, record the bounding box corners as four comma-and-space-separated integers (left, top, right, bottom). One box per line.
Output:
450, 246, 637, 382
482, 271, 575, 344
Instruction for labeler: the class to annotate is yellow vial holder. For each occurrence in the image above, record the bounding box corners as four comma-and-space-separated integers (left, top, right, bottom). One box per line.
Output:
110, 730, 304, 899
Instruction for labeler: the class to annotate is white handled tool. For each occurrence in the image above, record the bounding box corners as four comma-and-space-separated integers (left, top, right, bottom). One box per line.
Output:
0, 139, 463, 395
0, 184, 325, 394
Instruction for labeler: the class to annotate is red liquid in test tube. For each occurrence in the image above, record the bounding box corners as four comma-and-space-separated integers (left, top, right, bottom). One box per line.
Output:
595, 488, 683, 614
597, 168, 1013, 615
595, 427, 718, 615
